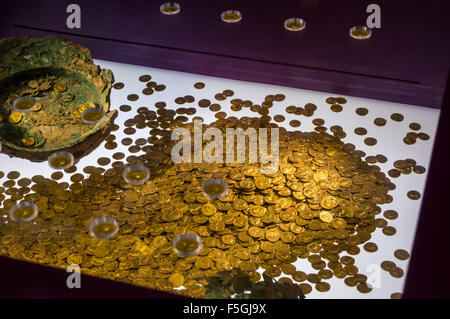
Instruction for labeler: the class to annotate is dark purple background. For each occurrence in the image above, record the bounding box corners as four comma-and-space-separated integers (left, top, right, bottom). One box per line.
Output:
0, 0, 450, 299
1, 0, 449, 108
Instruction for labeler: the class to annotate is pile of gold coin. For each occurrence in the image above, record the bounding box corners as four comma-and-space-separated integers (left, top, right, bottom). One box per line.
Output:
0, 77, 411, 299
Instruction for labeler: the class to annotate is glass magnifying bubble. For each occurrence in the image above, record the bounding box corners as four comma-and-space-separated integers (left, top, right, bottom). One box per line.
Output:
160, 2, 180, 15
48, 151, 75, 170
122, 164, 150, 185
221, 10, 242, 23
81, 107, 106, 124
173, 233, 203, 257
13, 96, 37, 112
89, 216, 119, 239
349, 26, 372, 39
202, 178, 228, 199
284, 18, 306, 31
9, 201, 38, 223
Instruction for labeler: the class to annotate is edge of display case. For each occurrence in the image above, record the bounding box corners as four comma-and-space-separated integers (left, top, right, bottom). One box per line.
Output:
0, 256, 186, 299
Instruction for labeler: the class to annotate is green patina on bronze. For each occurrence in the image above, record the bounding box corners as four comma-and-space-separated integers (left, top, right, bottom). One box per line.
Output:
0, 36, 116, 161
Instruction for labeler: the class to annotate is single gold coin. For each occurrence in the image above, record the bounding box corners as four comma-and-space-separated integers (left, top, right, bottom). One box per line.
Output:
194, 82, 205, 89
289, 120, 301, 128
299, 283, 312, 294
356, 282, 373, 293
389, 267, 404, 278
168, 273, 185, 287
9, 112, 23, 124
292, 271, 307, 282
394, 249, 410, 260
355, 107, 368, 116
382, 226, 396, 236
72, 109, 82, 119
413, 165, 426, 174
21, 137, 35, 146
201, 203, 216, 216
388, 169, 401, 178
363, 242, 378, 252
383, 210, 398, 220
381, 260, 396, 271
325, 97, 336, 104
315, 282, 330, 292
364, 137, 377, 146
374, 117, 387, 126
54, 82, 67, 92
319, 211, 333, 223
33, 102, 43, 112
407, 190, 421, 200
330, 104, 343, 112
390, 113, 404, 122
354, 127, 367, 135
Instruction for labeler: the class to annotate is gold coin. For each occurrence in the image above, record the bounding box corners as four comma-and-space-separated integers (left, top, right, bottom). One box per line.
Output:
274, 115, 285, 122
355, 107, 368, 116
390, 113, 404, 122
391, 293, 403, 299
319, 211, 333, 223
382, 226, 396, 236
363, 242, 378, 252
315, 282, 330, 292
389, 267, 404, 278
413, 165, 426, 174
168, 273, 185, 287
388, 169, 401, 178
354, 127, 367, 135
407, 190, 421, 200
194, 82, 205, 89
409, 123, 421, 131
289, 120, 301, 128
381, 261, 396, 271
325, 97, 336, 104
285, 105, 297, 113
374, 117, 386, 126
394, 249, 410, 260
344, 277, 358, 287
9, 112, 23, 124
292, 271, 307, 282
356, 282, 372, 293
383, 210, 398, 220
21, 137, 35, 146
330, 104, 343, 112
299, 283, 312, 294
364, 137, 377, 146
54, 83, 67, 92
72, 109, 82, 119
201, 203, 216, 216
33, 102, 43, 112
265, 229, 281, 242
